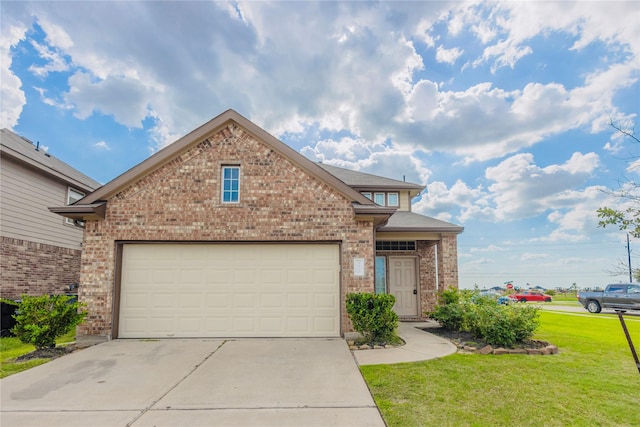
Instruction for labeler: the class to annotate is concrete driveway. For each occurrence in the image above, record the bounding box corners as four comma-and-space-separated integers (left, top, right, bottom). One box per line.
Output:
0, 339, 385, 427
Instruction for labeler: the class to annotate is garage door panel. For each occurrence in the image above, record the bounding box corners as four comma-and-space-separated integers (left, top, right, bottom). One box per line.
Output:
152, 293, 175, 308
180, 293, 203, 308
314, 293, 337, 308
152, 270, 177, 284
119, 243, 340, 338
206, 294, 229, 308
261, 293, 284, 308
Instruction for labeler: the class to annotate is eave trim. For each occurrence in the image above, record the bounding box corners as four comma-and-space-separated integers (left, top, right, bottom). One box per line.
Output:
49, 202, 107, 220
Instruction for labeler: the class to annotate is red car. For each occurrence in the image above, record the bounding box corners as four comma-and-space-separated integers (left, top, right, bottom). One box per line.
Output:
509, 290, 552, 303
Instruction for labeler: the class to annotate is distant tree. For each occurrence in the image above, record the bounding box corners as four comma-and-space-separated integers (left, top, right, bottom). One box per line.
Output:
603, 259, 640, 281
597, 119, 640, 236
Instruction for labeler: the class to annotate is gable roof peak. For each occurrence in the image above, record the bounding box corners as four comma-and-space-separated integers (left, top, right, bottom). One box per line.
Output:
77, 109, 375, 207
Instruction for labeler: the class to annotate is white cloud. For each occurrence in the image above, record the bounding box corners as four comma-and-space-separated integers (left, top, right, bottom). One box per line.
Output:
0, 19, 27, 128
521, 253, 549, 261
435, 45, 463, 64
34, 86, 71, 110
465, 257, 495, 266
28, 39, 70, 77
470, 245, 507, 253
5, 1, 636, 157
415, 152, 609, 240
66, 72, 155, 128
94, 141, 110, 150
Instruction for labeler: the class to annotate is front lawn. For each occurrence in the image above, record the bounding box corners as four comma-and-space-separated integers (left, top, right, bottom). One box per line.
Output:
361, 311, 640, 427
0, 330, 76, 379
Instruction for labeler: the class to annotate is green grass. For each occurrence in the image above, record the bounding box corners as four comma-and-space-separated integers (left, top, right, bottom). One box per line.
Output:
362, 311, 640, 427
0, 330, 76, 379
547, 293, 579, 302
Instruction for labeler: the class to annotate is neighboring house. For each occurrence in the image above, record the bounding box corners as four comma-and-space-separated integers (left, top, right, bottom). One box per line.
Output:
50, 110, 463, 345
1, 129, 101, 300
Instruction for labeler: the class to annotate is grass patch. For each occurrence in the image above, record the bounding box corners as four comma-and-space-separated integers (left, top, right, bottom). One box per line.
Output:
0, 330, 76, 379
362, 311, 640, 427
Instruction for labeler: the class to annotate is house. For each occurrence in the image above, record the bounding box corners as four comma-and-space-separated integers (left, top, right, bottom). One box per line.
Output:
50, 110, 463, 345
0, 129, 101, 300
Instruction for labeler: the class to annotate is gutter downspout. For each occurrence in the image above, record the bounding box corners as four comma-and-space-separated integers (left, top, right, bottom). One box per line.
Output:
435, 241, 439, 293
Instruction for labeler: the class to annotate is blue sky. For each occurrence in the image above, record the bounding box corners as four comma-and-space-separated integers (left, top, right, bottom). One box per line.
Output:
2, 1, 639, 289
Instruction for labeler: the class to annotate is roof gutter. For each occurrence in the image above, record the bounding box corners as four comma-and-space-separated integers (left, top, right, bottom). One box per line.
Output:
378, 226, 464, 234
49, 202, 107, 221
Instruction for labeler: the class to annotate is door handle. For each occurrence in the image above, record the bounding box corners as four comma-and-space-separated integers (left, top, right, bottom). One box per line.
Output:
413, 289, 417, 295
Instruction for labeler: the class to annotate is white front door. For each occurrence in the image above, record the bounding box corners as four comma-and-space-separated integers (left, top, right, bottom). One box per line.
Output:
389, 257, 418, 316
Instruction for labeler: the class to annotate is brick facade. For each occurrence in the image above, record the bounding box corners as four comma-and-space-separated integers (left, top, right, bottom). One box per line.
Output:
437, 234, 460, 292
0, 236, 81, 300
78, 123, 376, 341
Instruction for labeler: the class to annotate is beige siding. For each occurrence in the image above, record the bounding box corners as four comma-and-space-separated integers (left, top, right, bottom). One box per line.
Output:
399, 190, 411, 211
0, 157, 84, 250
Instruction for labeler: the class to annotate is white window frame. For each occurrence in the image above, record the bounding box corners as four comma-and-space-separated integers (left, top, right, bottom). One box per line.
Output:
65, 187, 85, 226
374, 192, 386, 206
387, 192, 399, 207
221, 165, 241, 204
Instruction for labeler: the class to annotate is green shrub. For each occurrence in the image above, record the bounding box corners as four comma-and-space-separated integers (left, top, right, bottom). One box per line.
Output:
346, 293, 399, 345
427, 289, 540, 348
10, 295, 86, 350
427, 288, 474, 331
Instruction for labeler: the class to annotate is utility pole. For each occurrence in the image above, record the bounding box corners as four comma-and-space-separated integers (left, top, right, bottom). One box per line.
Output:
628, 233, 632, 283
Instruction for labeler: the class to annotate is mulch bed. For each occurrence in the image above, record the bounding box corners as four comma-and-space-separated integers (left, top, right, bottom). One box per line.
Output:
15, 344, 78, 361
422, 326, 553, 353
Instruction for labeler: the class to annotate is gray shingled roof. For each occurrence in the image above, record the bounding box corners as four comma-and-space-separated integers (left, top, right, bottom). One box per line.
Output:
316, 163, 424, 191
317, 162, 462, 233
379, 211, 464, 233
1, 128, 101, 192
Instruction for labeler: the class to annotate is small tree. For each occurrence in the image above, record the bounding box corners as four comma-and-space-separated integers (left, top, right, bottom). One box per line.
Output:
11, 295, 86, 350
597, 120, 640, 236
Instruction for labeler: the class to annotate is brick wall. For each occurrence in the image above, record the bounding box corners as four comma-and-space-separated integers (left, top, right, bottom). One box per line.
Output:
78, 123, 376, 341
0, 236, 81, 299
417, 241, 438, 316
437, 234, 460, 292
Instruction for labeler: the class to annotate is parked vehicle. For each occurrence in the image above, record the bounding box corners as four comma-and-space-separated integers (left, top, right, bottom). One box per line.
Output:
577, 283, 640, 313
509, 290, 553, 303
475, 290, 512, 305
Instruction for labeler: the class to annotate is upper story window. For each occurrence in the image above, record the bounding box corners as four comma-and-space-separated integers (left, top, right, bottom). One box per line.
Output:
66, 187, 85, 226
387, 192, 399, 207
222, 166, 240, 203
361, 191, 401, 207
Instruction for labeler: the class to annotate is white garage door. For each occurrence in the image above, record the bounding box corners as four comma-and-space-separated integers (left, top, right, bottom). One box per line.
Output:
118, 243, 340, 338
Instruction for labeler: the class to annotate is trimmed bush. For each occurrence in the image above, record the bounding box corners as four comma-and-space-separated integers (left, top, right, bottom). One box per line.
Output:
10, 294, 86, 350
346, 293, 399, 345
427, 288, 475, 331
427, 289, 540, 348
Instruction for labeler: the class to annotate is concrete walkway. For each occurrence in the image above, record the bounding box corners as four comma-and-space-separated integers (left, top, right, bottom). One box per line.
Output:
352, 321, 457, 366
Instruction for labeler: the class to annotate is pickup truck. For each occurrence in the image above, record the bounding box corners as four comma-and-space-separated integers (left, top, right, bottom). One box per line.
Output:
577, 283, 640, 313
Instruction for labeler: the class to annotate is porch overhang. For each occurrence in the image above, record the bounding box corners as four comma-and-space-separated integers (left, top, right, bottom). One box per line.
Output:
353, 203, 396, 228
376, 211, 464, 234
